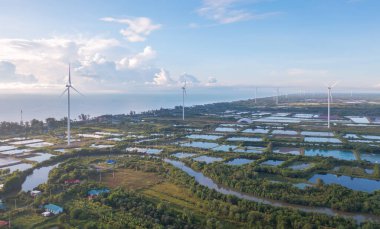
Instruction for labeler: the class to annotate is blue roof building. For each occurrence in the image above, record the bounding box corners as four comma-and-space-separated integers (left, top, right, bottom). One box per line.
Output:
44, 204, 63, 215
0, 201, 6, 211
88, 188, 110, 197
106, 159, 116, 164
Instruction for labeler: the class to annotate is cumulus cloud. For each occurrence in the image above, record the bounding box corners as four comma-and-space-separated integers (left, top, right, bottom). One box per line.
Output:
178, 73, 200, 84
118, 46, 156, 69
152, 68, 175, 85
0, 36, 169, 92
0, 61, 37, 83
101, 17, 161, 42
197, 0, 280, 24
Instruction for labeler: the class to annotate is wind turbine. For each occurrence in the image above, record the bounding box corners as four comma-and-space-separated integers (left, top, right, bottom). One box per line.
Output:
326, 82, 338, 129
61, 64, 82, 145
182, 80, 187, 121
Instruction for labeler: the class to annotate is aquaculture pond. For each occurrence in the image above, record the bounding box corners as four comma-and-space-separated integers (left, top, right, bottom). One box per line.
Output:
186, 134, 222, 140
0, 158, 20, 167
242, 129, 269, 134
272, 130, 298, 135
273, 147, 301, 155
25, 153, 55, 163
172, 152, 196, 158
226, 158, 254, 166
305, 149, 357, 161
0, 145, 17, 152
261, 160, 285, 166
309, 174, 380, 193
215, 127, 238, 132
21, 163, 60, 192
300, 131, 334, 137
304, 137, 342, 143
212, 145, 238, 152
193, 156, 223, 164
226, 137, 262, 142
180, 141, 219, 149
234, 147, 264, 154
1, 163, 33, 172
26, 142, 54, 148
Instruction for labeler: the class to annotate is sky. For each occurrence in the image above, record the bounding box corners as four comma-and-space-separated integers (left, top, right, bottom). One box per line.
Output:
0, 0, 379, 93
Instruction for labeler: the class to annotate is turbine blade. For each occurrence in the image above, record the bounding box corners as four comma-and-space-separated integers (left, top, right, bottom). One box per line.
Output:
71, 86, 84, 96
68, 64, 71, 85
60, 88, 68, 97
331, 81, 339, 88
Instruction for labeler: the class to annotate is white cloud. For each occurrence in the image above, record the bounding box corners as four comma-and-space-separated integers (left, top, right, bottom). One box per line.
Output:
197, 0, 280, 24
118, 46, 156, 69
178, 73, 200, 84
101, 17, 161, 42
152, 68, 175, 85
0, 36, 168, 92
0, 61, 37, 83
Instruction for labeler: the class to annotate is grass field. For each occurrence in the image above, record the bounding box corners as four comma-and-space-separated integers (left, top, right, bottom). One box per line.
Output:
101, 168, 164, 190
143, 182, 245, 228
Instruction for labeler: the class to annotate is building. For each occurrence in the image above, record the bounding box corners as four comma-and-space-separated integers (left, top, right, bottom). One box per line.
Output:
0, 220, 8, 228
0, 200, 6, 211
31, 190, 42, 197
88, 188, 110, 199
106, 159, 116, 165
64, 179, 81, 185
44, 204, 63, 215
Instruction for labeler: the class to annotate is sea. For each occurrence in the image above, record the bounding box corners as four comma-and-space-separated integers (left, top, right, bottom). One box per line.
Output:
0, 88, 275, 122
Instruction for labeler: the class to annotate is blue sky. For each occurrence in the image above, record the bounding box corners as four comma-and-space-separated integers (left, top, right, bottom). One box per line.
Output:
0, 0, 379, 93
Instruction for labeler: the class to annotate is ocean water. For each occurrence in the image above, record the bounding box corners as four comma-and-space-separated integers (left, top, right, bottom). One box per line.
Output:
0, 90, 272, 122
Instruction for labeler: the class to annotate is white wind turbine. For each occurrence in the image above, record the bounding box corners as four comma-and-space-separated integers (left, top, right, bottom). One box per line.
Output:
61, 64, 82, 145
182, 80, 187, 121
326, 82, 338, 129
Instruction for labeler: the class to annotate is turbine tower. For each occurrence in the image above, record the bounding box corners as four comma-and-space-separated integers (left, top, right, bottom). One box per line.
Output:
327, 82, 338, 129
182, 81, 187, 121
61, 64, 82, 145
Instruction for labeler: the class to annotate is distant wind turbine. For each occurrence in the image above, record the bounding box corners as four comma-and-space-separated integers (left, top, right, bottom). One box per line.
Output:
326, 82, 338, 129
61, 64, 83, 145
182, 80, 187, 121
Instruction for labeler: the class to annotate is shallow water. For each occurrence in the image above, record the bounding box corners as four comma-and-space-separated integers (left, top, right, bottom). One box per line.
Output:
186, 134, 222, 140
181, 141, 219, 149
309, 174, 380, 193
164, 159, 380, 223
226, 158, 254, 166
21, 163, 59, 192
172, 152, 197, 158
193, 156, 223, 164
1, 163, 33, 172
261, 160, 284, 166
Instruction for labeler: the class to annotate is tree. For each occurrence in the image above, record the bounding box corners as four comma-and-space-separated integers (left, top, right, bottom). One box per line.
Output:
373, 164, 380, 179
